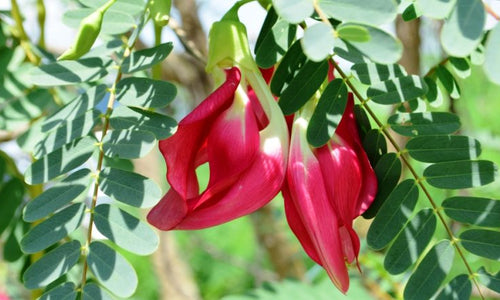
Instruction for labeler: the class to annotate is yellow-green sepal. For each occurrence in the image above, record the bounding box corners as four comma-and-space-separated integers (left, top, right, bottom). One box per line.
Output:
206, 2, 257, 73
149, 0, 171, 27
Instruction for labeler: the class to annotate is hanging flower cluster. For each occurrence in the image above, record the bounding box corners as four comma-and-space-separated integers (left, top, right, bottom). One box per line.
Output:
147, 3, 377, 293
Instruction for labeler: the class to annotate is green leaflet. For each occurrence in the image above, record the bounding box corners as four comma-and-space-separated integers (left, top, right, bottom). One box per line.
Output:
435, 65, 461, 99
272, 0, 313, 24
23, 241, 81, 289
80, 0, 146, 16
122, 42, 173, 73
336, 24, 402, 64
42, 84, 107, 132
34, 109, 102, 159
443, 196, 500, 227
301, 23, 334, 62
306, 79, 348, 147
336, 24, 370, 42
440, 0, 485, 57
406, 135, 482, 163
255, 8, 296, 68
102, 129, 155, 159
484, 23, 500, 84
278, 59, 329, 115
419, 0, 456, 19
98, 167, 161, 208
93, 204, 159, 255
403, 240, 455, 300
21, 203, 85, 254
82, 283, 113, 300
362, 129, 387, 166
460, 229, 500, 260
367, 75, 428, 104
23, 169, 92, 222
28, 58, 111, 86
270, 40, 307, 96
109, 105, 177, 140
362, 153, 401, 219
435, 274, 471, 300
367, 179, 418, 250
351, 62, 406, 85
478, 267, 500, 294
0, 178, 25, 235
115, 77, 177, 109
319, 0, 397, 25
388, 112, 461, 137
39, 282, 77, 300
424, 160, 498, 189
384, 208, 436, 275
63, 8, 135, 35
24, 136, 97, 184
87, 241, 138, 298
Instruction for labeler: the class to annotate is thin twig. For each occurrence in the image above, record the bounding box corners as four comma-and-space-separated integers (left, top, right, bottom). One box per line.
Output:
152, 24, 163, 79
10, 0, 40, 64
36, 0, 46, 48
484, 1, 500, 20
168, 18, 207, 64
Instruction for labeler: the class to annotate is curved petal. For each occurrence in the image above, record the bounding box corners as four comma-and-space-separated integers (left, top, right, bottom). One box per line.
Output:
314, 142, 361, 224
335, 95, 378, 216
177, 137, 285, 229
159, 67, 241, 199
176, 92, 288, 229
282, 182, 322, 265
205, 85, 260, 188
339, 225, 360, 265
354, 148, 378, 216
285, 116, 349, 293
147, 189, 188, 230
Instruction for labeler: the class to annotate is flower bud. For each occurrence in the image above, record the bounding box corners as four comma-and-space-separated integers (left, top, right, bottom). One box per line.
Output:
58, 0, 116, 60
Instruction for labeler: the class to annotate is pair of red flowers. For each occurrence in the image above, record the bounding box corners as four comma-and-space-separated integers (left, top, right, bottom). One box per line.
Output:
147, 66, 377, 293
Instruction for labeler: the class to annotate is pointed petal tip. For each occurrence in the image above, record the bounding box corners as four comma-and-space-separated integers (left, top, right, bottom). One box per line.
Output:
146, 190, 188, 231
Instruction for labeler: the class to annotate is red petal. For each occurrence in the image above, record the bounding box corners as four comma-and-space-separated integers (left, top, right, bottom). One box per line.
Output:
176, 134, 286, 229
206, 87, 260, 185
147, 189, 188, 231
335, 95, 378, 216
187, 86, 261, 211
285, 120, 349, 293
282, 182, 322, 265
314, 142, 361, 224
339, 225, 361, 265
159, 67, 241, 199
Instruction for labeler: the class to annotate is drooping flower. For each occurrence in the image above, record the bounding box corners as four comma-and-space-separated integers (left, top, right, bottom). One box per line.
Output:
282, 95, 377, 293
147, 4, 289, 230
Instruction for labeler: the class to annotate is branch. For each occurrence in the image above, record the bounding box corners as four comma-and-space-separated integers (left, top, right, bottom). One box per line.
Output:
484, 1, 500, 20
168, 18, 207, 65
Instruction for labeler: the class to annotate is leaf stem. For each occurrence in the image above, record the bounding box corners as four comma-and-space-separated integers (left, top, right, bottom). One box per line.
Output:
10, 0, 40, 64
152, 24, 163, 80
36, 0, 46, 48
80, 42, 133, 290
330, 58, 485, 300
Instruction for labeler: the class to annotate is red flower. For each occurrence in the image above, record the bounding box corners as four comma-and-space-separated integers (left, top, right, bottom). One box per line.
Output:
147, 67, 289, 230
282, 95, 377, 293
